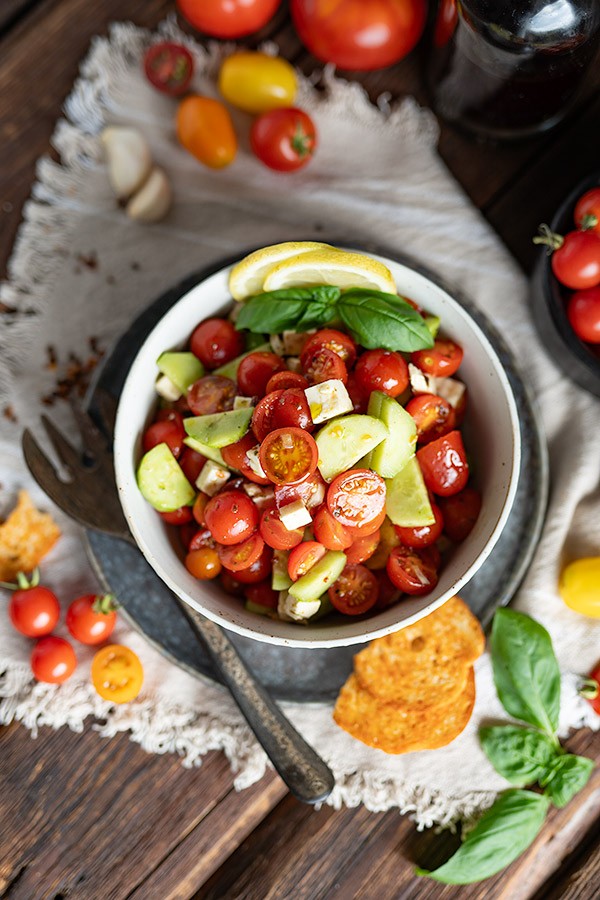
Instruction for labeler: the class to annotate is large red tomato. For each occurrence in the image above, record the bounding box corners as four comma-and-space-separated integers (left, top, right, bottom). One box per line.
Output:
178, 0, 281, 39
291, 0, 426, 71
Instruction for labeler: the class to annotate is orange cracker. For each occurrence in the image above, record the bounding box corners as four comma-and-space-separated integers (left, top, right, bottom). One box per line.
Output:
333, 668, 476, 754
0, 490, 61, 581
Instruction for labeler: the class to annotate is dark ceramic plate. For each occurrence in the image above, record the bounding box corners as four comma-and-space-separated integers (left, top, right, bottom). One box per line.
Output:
85, 250, 548, 704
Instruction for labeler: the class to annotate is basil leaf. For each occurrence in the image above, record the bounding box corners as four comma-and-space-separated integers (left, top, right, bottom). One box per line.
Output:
336, 289, 434, 352
416, 790, 550, 884
235, 287, 340, 334
541, 754, 594, 808
491, 609, 561, 735
479, 726, 559, 785
295, 303, 337, 330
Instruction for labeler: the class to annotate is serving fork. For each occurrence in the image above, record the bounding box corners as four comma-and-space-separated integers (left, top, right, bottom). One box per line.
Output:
22, 399, 334, 804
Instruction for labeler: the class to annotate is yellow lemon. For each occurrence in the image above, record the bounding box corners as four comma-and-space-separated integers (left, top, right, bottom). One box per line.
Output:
228, 241, 335, 301
262, 249, 397, 294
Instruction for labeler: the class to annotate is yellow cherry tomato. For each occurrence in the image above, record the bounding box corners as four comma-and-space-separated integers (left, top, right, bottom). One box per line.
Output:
176, 95, 237, 169
218, 52, 297, 115
559, 557, 600, 617
91, 644, 144, 703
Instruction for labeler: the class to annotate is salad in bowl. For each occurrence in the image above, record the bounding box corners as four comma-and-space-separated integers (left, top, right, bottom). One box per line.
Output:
114, 243, 521, 647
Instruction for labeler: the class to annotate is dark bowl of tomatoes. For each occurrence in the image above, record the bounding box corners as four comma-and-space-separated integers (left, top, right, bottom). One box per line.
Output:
114, 249, 521, 648
531, 173, 600, 399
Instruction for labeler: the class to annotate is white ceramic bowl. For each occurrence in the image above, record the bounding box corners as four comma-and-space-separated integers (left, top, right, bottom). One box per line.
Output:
114, 252, 521, 648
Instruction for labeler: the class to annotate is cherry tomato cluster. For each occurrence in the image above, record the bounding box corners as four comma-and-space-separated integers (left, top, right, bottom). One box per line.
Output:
536, 187, 600, 348
144, 311, 481, 620
143, 39, 316, 173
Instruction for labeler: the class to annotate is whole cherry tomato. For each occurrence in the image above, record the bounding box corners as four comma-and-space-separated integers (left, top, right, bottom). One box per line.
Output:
31, 636, 77, 684
584, 662, 600, 715
204, 490, 259, 545
405, 393, 456, 444
185, 547, 222, 579
535, 226, 600, 290
245, 581, 279, 609
177, 0, 281, 39
159, 505, 193, 526
411, 339, 463, 377
180, 448, 207, 487
252, 390, 285, 441
355, 349, 408, 397
219, 52, 297, 114
417, 430, 469, 496
567, 287, 600, 344
574, 188, 600, 235
143, 419, 185, 458
301, 329, 357, 368
143, 41, 194, 97
66, 594, 118, 645
91, 644, 143, 703
176, 95, 237, 169
438, 487, 481, 542
302, 347, 348, 385
260, 427, 318, 484
190, 317, 244, 368
260, 506, 304, 550
328, 564, 379, 615
266, 370, 309, 393
395, 503, 443, 548
7, 572, 60, 638
238, 352, 286, 397
291, 0, 426, 71
271, 388, 314, 431
312, 505, 353, 551
251, 108, 317, 172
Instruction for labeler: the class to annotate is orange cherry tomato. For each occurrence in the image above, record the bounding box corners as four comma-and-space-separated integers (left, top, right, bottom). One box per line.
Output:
312, 505, 353, 551
259, 427, 318, 485
185, 547, 222, 579
31, 636, 77, 684
91, 644, 144, 704
328, 564, 379, 616
288, 541, 327, 581
176, 95, 237, 169
327, 468, 386, 529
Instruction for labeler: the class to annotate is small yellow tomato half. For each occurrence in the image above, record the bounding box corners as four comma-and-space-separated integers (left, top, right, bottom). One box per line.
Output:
559, 556, 600, 617
91, 644, 144, 703
218, 52, 297, 115
176, 95, 237, 169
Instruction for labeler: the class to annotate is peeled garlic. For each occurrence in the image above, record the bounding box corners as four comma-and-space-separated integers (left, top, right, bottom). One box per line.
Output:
101, 126, 152, 199
126, 167, 172, 223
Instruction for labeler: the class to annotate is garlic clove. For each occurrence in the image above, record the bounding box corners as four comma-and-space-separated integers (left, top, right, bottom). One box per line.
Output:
101, 126, 153, 200
126, 167, 172, 223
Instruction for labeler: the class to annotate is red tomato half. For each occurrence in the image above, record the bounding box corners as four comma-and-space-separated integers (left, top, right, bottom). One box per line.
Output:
204, 490, 259, 545
288, 541, 327, 581
238, 352, 286, 397
328, 565, 379, 615
251, 108, 317, 172
386, 545, 439, 595
344, 506, 387, 538
159, 506, 193, 526
291, 0, 426, 71
346, 372, 369, 414
312, 505, 353, 551
301, 329, 357, 368
417, 431, 469, 497
179, 447, 206, 486
31, 636, 77, 684
274, 470, 326, 510
327, 469, 386, 529
395, 503, 443, 548
567, 287, 600, 344
302, 347, 348, 384
551, 230, 600, 290
187, 375, 236, 414
439, 487, 481, 542
143, 41, 194, 97
224, 545, 273, 583
260, 505, 304, 550
354, 349, 408, 397
177, 0, 281, 38
218, 533, 265, 571
260, 427, 318, 485
245, 581, 279, 609
405, 394, 456, 444
345, 529, 380, 565
190, 318, 244, 369
143, 420, 184, 458
412, 339, 463, 377
252, 390, 285, 442
574, 188, 600, 235
221, 433, 270, 485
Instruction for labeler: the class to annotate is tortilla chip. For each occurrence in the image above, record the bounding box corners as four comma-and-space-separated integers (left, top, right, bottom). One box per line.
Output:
354, 596, 484, 708
0, 490, 61, 581
333, 668, 476, 754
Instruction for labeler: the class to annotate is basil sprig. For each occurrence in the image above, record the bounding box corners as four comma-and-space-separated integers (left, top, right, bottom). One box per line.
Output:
418, 609, 594, 885
235, 286, 434, 352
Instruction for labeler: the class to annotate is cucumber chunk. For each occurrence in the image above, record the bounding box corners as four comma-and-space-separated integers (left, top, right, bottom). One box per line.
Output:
367, 391, 417, 478
424, 315, 440, 339
183, 436, 228, 468
137, 443, 195, 512
156, 352, 204, 393
315, 415, 387, 482
184, 408, 253, 449
386, 457, 435, 527
272, 550, 293, 591
245, 600, 276, 618
213, 342, 271, 379
289, 551, 347, 602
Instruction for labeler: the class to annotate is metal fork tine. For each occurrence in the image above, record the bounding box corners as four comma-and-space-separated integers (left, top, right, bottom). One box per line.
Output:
22, 429, 72, 506
41, 414, 82, 472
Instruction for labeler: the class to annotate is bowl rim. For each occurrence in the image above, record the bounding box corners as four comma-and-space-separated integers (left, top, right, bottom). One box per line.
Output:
114, 249, 522, 648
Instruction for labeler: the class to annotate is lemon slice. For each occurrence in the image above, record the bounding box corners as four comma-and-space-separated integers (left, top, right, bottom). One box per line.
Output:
262, 249, 397, 294
229, 241, 335, 301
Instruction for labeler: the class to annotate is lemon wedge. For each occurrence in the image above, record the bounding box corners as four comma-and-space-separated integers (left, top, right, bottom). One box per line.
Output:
228, 241, 335, 301
262, 249, 397, 294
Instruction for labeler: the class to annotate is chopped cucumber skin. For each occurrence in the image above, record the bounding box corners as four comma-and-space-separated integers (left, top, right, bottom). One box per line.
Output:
183, 436, 228, 468
367, 391, 417, 479
137, 443, 196, 512
272, 550, 293, 591
184, 408, 253, 449
213, 342, 271, 379
289, 551, 347, 603
156, 352, 204, 393
245, 600, 276, 617
315, 414, 388, 482
386, 457, 435, 527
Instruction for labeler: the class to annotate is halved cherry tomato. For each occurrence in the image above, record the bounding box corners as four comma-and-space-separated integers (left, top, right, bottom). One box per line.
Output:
374, 570, 402, 610
328, 564, 379, 615
8, 576, 60, 638
575, 188, 600, 235
176, 95, 237, 169
177, 0, 281, 39
179, 447, 206, 486
31, 636, 77, 684
159, 505, 193, 526
204, 490, 259, 545
245, 581, 279, 609
271, 388, 314, 431
439, 488, 482, 542
260, 505, 304, 550
143, 41, 194, 97
346, 372, 369, 413
91, 644, 144, 703
567, 287, 600, 344
251, 390, 285, 442
187, 375, 236, 415
192, 492, 209, 525
405, 394, 456, 444
417, 430, 469, 497
288, 541, 327, 581
301, 329, 357, 368
225, 545, 273, 583
221, 433, 270, 485
260, 427, 318, 485
188, 528, 216, 551
156, 408, 185, 428
218, 533, 265, 571
386, 545, 439, 595
251, 107, 317, 172
345, 529, 380, 565
190, 317, 244, 369
327, 468, 386, 529
238, 352, 286, 397
312, 505, 353, 551
354, 349, 408, 397
143, 420, 184, 458
344, 506, 387, 537
274, 470, 326, 510
185, 547, 222, 579
412, 339, 464, 377
218, 52, 297, 115
265, 370, 309, 393
66, 594, 118, 645
220, 570, 246, 596
395, 503, 443, 548
302, 347, 348, 384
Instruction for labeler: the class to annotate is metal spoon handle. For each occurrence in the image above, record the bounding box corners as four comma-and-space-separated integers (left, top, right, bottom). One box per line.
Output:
180, 604, 335, 805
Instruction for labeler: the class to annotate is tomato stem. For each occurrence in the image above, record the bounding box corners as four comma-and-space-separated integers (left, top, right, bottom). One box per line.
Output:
291, 124, 312, 159
533, 224, 564, 253
579, 213, 598, 231
92, 593, 119, 615
0, 568, 40, 591
578, 677, 599, 700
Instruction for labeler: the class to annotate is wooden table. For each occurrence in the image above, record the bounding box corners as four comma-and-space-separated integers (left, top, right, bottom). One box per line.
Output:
1, 3, 599, 898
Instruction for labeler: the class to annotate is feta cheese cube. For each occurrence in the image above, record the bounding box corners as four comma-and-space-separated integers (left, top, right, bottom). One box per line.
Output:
195, 459, 230, 497
408, 363, 437, 395
434, 376, 466, 409
279, 499, 312, 531
286, 357, 302, 373
283, 330, 314, 355
277, 591, 321, 623
304, 379, 353, 424
233, 395, 254, 410
269, 334, 285, 356
246, 445, 267, 480
155, 374, 182, 402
